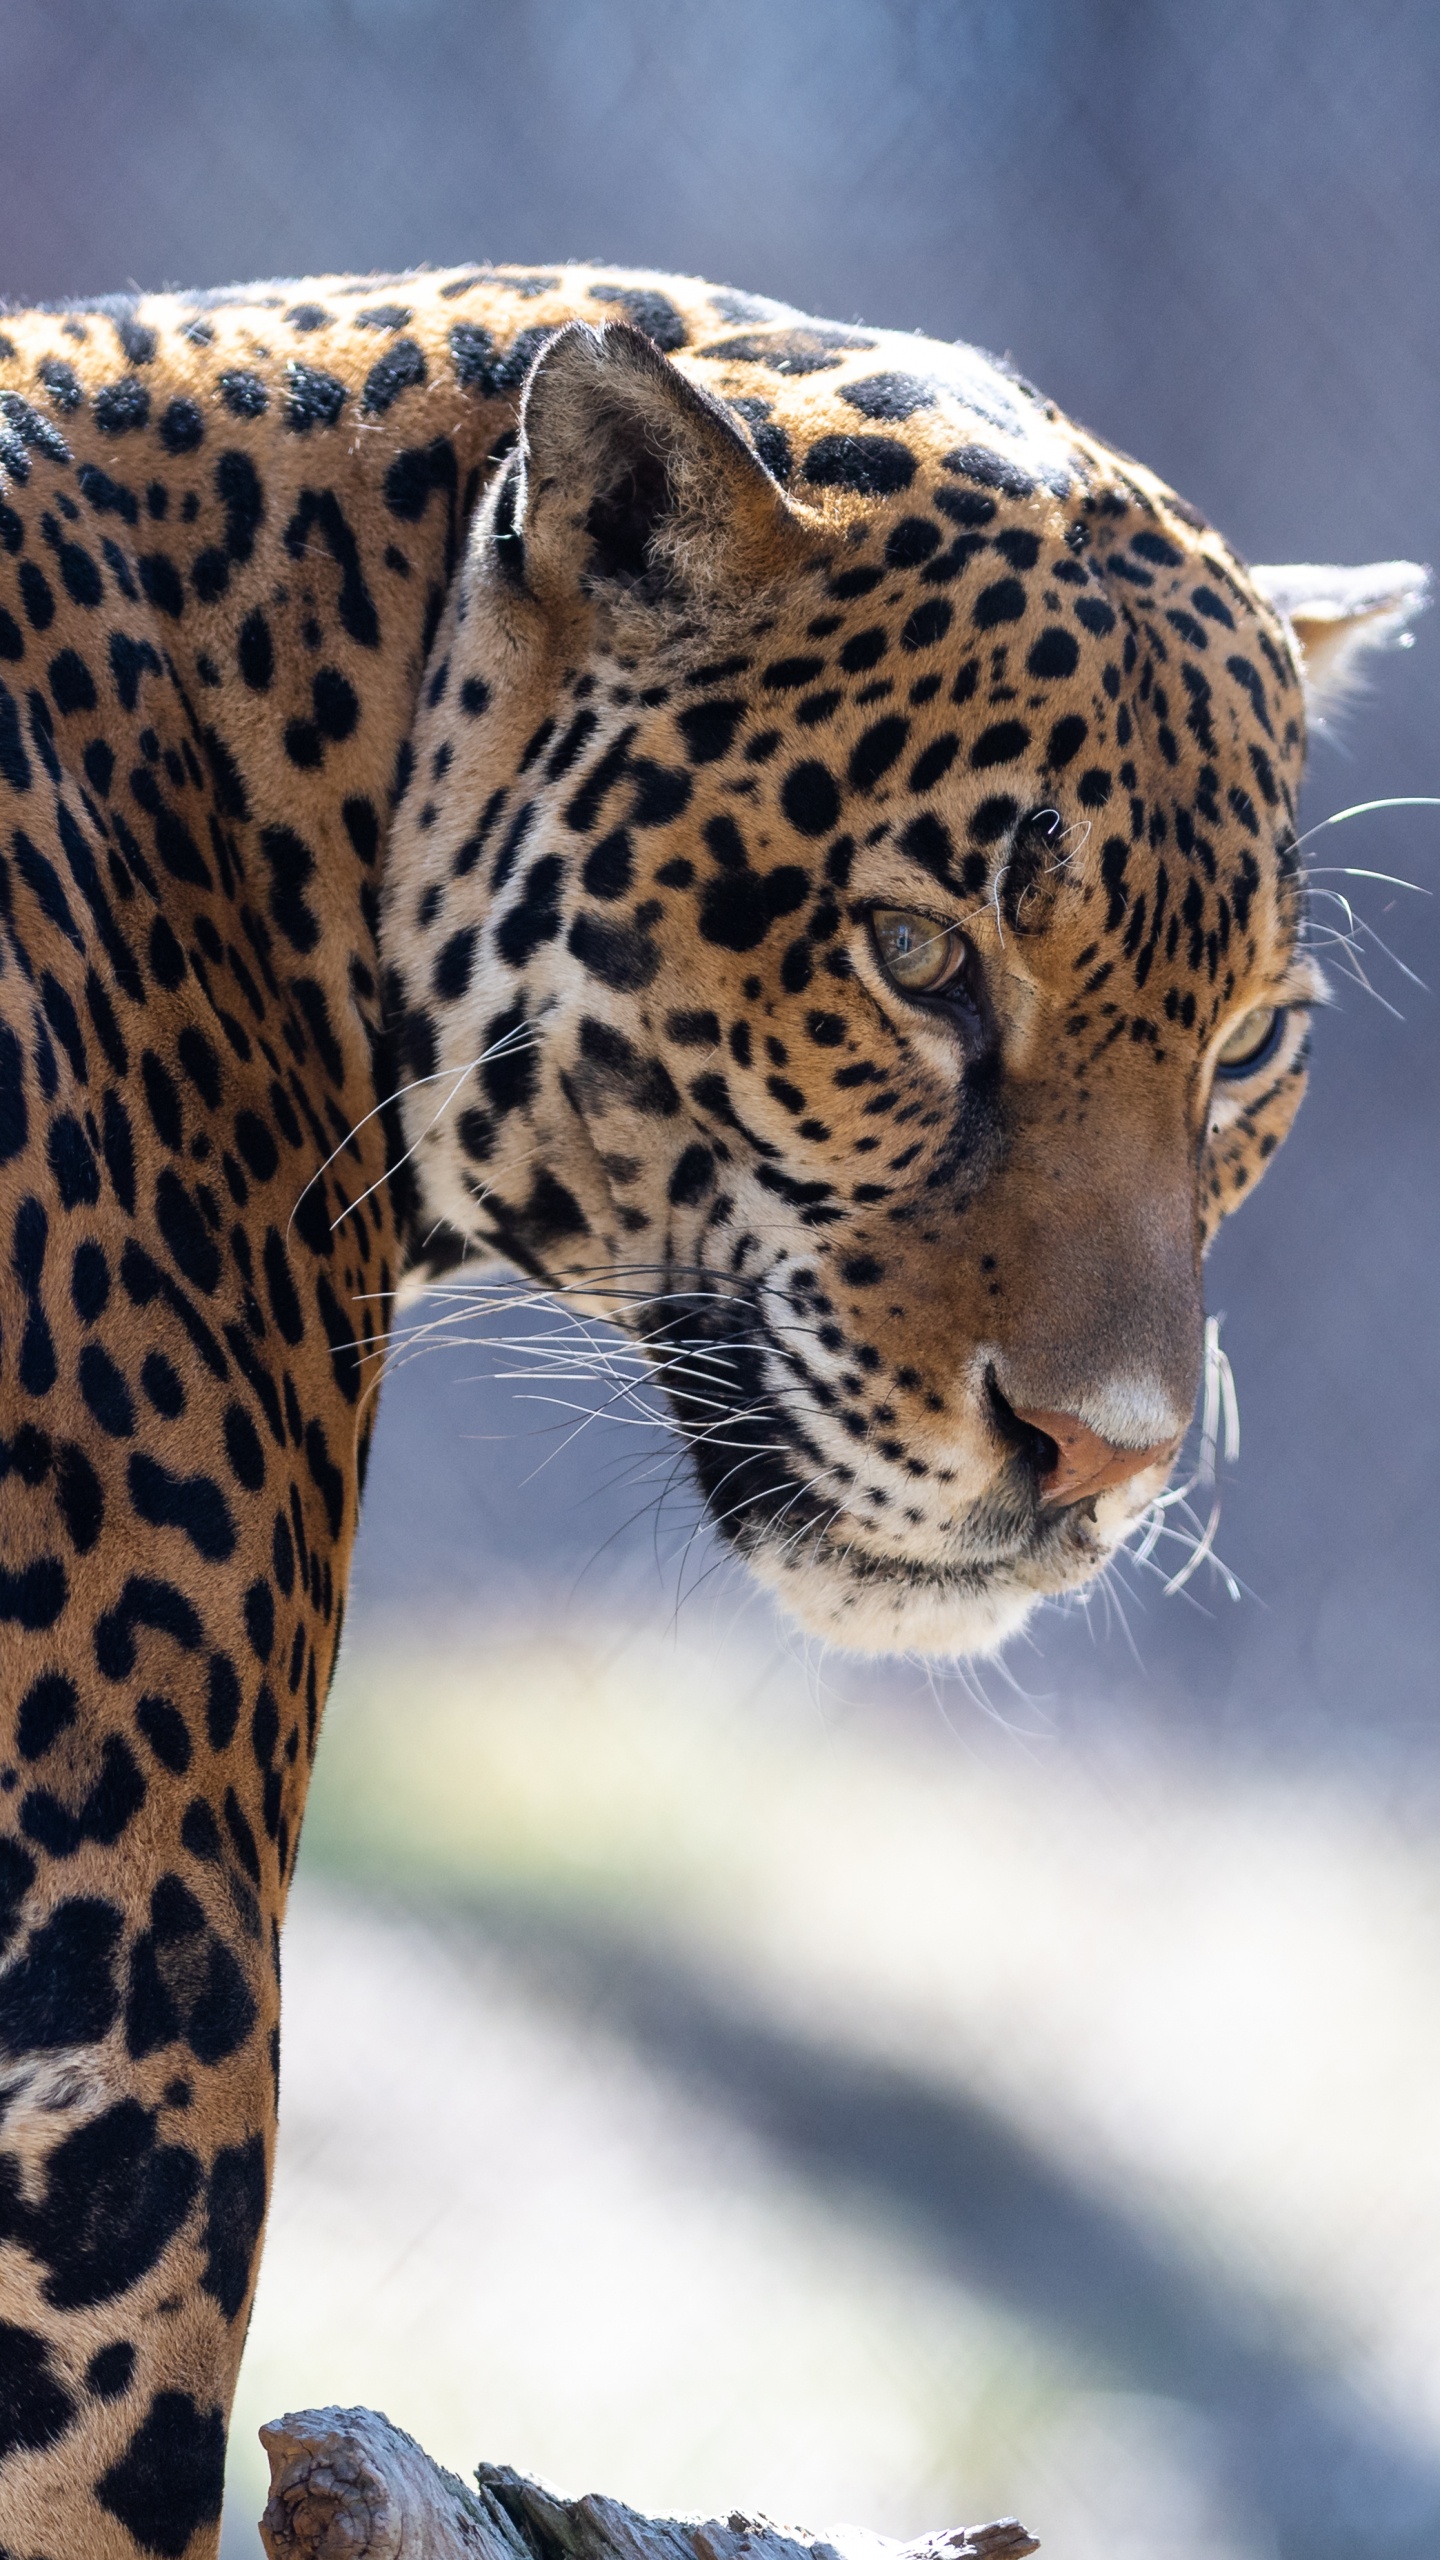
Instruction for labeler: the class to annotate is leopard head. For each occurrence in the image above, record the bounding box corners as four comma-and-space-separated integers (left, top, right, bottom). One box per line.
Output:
383, 319, 1426, 1656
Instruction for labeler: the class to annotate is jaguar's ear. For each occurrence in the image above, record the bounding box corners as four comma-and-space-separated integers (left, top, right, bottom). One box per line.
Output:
1249, 559, 1430, 722
492, 320, 816, 615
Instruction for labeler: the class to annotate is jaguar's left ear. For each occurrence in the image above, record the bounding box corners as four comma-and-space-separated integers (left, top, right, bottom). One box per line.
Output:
492, 319, 819, 617
1249, 558, 1430, 722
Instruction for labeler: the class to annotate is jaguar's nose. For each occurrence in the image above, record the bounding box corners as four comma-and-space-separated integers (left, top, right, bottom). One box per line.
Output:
1011, 1405, 1183, 1507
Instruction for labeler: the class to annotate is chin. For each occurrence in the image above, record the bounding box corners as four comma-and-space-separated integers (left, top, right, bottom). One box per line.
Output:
745, 1541, 1046, 1659
741, 1483, 1154, 1661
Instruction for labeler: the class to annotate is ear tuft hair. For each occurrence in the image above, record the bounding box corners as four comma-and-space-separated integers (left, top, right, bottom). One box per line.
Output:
1249, 558, 1430, 722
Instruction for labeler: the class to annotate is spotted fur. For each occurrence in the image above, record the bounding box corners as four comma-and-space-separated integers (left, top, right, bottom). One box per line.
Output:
0, 262, 1421, 2553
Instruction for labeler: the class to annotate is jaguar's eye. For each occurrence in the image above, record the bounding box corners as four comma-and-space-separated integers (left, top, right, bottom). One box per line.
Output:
1214, 1005, 1285, 1076
871, 907, 972, 997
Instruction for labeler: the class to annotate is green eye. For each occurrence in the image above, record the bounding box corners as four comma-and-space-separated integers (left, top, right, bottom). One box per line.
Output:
871, 907, 971, 997
1215, 1005, 1285, 1076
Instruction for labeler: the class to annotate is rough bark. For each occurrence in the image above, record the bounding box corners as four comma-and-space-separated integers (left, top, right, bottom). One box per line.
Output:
257, 2406, 1040, 2560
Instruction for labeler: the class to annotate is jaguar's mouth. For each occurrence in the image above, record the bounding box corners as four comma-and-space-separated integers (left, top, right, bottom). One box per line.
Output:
646, 1297, 1130, 1657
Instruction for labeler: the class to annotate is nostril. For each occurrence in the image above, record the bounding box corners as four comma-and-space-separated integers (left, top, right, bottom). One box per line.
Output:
1012, 1401, 1182, 1507
986, 1370, 1060, 1485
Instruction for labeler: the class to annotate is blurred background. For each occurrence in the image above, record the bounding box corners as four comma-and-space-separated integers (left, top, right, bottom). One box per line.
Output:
3, 5, 1439, 2555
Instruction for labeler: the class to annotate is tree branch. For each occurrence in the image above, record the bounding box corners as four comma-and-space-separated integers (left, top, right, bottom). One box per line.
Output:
257, 2406, 1040, 2560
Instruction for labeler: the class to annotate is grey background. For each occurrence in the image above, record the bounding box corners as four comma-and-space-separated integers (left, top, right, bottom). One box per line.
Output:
8, 0, 1429, 1781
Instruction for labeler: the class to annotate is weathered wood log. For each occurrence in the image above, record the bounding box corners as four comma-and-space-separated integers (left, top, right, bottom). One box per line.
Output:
257, 2406, 1039, 2560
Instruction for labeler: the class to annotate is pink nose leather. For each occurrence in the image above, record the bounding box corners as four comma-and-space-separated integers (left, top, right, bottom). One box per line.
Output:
1013, 1407, 1182, 1507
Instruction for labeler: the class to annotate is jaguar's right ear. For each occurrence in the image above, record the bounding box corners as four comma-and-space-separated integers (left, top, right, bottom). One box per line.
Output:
482, 320, 818, 620
1249, 558, 1430, 722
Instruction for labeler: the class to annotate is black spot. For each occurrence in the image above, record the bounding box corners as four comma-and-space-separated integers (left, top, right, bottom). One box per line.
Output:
666, 1009, 720, 1048
973, 578, 1026, 628
283, 487, 379, 648
885, 517, 942, 569
668, 1143, 715, 1207
698, 865, 807, 952
141, 1352, 184, 1418
306, 1417, 346, 1539
21, 1730, 148, 1853
361, 338, 427, 415
206, 1655, 241, 1752
19, 559, 55, 629
154, 1167, 222, 1293
943, 443, 1035, 497
841, 374, 937, 422
284, 362, 346, 432
48, 1113, 101, 1208
582, 828, 633, 901
1046, 713, 1087, 768
1027, 626, 1080, 679
567, 911, 660, 992
0, 1899, 122, 2053
497, 855, 564, 968
94, 1574, 203, 1682
223, 1403, 266, 1492
628, 759, 692, 829
481, 1005, 536, 1115
244, 1578, 276, 1663
702, 326, 872, 373
259, 824, 320, 954
93, 378, 150, 436
126, 1455, 235, 1563
0, 1559, 67, 1631
0, 1840, 34, 1956
17, 1671, 78, 1760
48, 648, 97, 714
588, 286, 688, 351
677, 699, 744, 763
576, 1018, 679, 1116
432, 923, 477, 1000
1074, 595, 1116, 637
781, 761, 841, 838
137, 552, 185, 619
460, 674, 490, 717
0, 680, 32, 789
220, 369, 269, 419
909, 735, 959, 793
312, 664, 359, 740
450, 320, 555, 397
106, 312, 157, 365
97, 2389, 226, 2558
229, 1113, 278, 1192
456, 1106, 494, 1163
803, 435, 916, 496
971, 720, 1030, 769
87, 2341, 137, 2401
3, 2093, 198, 2314
135, 1694, 191, 1776
158, 396, 204, 455
37, 357, 83, 414
344, 795, 380, 863
849, 717, 909, 790
56, 1441, 104, 1551
0, 2321, 76, 2461
200, 2136, 267, 2319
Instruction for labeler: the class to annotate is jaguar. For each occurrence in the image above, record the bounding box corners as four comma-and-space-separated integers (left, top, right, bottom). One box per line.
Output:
0, 260, 1423, 2554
